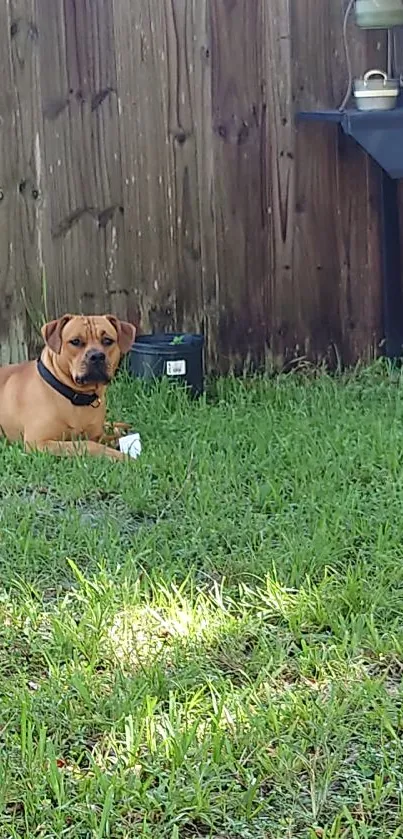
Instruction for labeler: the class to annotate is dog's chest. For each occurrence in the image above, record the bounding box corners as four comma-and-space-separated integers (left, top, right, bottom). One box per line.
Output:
63, 402, 104, 440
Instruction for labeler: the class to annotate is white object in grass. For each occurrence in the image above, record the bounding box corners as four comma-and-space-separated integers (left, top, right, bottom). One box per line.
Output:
118, 433, 142, 459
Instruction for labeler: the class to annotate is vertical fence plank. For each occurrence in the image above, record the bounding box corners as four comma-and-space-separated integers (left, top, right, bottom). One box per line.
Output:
390, 29, 403, 314
210, 0, 271, 370
113, 0, 178, 333
36, 0, 127, 319
0, 0, 43, 361
0, 1, 20, 362
164, 0, 203, 335
190, 0, 220, 369
292, 0, 384, 363
263, 0, 296, 366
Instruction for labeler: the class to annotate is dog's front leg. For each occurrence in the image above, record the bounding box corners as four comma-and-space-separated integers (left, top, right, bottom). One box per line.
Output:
100, 422, 131, 446
24, 439, 128, 460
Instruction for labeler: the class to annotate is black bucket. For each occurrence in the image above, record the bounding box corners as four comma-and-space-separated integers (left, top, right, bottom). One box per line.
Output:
128, 333, 204, 396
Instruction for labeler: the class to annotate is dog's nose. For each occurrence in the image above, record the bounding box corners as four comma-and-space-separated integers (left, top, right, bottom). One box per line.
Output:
88, 350, 106, 363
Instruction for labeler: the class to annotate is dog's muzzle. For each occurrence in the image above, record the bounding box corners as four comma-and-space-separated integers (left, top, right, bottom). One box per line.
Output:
76, 350, 110, 385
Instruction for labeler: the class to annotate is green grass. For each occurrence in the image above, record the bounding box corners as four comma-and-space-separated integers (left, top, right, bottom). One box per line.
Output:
2, 365, 403, 837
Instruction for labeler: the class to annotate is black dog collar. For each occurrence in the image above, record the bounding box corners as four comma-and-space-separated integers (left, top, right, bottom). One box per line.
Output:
37, 358, 99, 407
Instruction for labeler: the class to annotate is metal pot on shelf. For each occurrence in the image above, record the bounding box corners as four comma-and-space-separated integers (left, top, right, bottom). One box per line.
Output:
353, 69, 400, 111
355, 0, 403, 28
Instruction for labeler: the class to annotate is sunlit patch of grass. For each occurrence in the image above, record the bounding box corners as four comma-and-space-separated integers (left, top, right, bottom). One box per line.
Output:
1, 365, 403, 836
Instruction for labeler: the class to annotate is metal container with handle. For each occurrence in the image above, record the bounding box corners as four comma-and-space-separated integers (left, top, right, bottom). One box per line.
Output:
353, 69, 400, 111
355, 0, 403, 28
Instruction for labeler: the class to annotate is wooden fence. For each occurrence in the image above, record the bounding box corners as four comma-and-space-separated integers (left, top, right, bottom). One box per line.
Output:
0, 0, 400, 370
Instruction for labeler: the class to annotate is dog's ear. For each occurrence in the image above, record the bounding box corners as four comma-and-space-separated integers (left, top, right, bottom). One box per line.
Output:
106, 316, 136, 354
41, 315, 73, 354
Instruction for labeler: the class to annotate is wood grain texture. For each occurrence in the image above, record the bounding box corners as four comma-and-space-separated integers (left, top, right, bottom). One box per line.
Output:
113, 0, 178, 333
210, 0, 271, 370
390, 29, 403, 309
36, 0, 126, 318
0, 0, 19, 362
0, 0, 389, 369
292, 0, 384, 364
0, 0, 44, 362
164, 0, 203, 336
263, 0, 295, 365
190, 1, 220, 370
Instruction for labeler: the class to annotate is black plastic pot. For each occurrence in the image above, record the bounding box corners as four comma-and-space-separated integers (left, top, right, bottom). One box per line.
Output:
129, 333, 204, 396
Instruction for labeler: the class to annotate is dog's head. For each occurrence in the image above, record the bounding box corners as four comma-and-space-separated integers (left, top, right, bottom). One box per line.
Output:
41, 314, 136, 386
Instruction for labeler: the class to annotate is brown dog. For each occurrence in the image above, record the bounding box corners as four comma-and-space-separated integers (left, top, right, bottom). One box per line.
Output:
0, 314, 136, 460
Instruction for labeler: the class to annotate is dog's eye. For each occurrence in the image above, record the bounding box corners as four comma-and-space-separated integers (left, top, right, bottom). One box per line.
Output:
69, 338, 82, 347
102, 337, 114, 346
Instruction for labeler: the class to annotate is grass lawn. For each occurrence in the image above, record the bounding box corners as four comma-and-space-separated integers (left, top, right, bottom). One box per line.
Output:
1, 367, 403, 838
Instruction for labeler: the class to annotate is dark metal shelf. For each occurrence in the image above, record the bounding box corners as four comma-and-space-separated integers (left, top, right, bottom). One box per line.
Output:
297, 107, 403, 179
296, 106, 403, 358
297, 107, 403, 124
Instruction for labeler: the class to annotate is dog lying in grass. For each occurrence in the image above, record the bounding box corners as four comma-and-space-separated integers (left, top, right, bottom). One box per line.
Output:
0, 314, 136, 460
